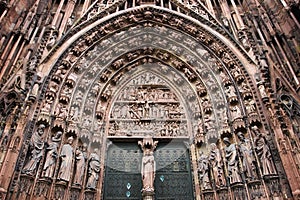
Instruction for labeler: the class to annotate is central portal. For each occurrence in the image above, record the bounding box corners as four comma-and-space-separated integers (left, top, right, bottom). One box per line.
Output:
103, 140, 194, 200
103, 68, 196, 199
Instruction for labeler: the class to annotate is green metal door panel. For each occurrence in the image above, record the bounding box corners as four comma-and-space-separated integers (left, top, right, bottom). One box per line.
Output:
104, 143, 142, 200
103, 142, 194, 200
154, 142, 194, 200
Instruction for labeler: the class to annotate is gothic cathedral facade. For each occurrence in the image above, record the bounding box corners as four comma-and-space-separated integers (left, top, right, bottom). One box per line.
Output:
0, 0, 299, 199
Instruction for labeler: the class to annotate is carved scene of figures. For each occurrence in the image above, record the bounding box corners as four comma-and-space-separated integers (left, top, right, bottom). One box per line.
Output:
111, 102, 183, 120
108, 120, 187, 137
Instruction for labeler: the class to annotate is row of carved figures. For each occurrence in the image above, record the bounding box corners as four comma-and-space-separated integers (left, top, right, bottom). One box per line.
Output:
197, 126, 277, 190
22, 124, 101, 190
111, 102, 184, 119
117, 87, 178, 102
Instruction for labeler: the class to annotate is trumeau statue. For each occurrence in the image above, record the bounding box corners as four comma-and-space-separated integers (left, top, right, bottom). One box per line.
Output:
223, 137, 242, 184
57, 136, 74, 182
139, 137, 158, 192
22, 124, 46, 175
86, 149, 101, 190
141, 149, 156, 192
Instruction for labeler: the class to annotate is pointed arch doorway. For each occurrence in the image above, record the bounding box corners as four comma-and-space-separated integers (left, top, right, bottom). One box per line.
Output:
102, 66, 195, 199
27, 4, 279, 200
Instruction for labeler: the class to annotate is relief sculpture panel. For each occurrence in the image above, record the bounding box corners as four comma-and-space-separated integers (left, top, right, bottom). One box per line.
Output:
108, 71, 188, 138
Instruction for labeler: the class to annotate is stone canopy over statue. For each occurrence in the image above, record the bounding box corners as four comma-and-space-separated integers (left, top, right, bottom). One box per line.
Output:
138, 136, 158, 197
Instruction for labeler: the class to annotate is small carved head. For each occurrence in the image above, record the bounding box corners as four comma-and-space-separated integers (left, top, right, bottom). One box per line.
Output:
237, 132, 244, 140
251, 126, 260, 135
55, 131, 63, 138
37, 124, 46, 135
223, 137, 230, 146
67, 136, 74, 144
210, 143, 217, 150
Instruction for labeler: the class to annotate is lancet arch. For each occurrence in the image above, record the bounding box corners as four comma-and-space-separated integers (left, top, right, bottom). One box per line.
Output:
6, 4, 289, 200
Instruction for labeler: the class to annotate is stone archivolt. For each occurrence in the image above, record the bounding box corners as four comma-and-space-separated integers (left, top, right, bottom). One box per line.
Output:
0, 4, 288, 200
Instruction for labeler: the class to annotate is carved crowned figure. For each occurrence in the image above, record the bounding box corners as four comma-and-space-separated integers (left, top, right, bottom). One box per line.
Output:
139, 136, 158, 193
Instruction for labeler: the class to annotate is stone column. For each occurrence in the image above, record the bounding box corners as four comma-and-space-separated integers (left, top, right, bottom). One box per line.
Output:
59, 0, 76, 37
0, 106, 30, 199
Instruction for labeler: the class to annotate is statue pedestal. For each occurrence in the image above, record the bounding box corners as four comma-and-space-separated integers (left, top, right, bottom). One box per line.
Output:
142, 189, 155, 200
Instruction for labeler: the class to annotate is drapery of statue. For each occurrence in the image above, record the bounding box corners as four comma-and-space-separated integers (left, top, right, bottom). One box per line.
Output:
22, 124, 46, 175
73, 144, 87, 186
86, 148, 101, 190
57, 136, 74, 182
42, 131, 62, 178
223, 137, 242, 184
196, 126, 280, 199
139, 137, 158, 198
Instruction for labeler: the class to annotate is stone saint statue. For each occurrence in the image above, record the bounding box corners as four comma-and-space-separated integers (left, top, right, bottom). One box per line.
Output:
57, 136, 74, 182
42, 131, 62, 178
73, 148, 86, 186
198, 151, 211, 190
252, 126, 277, 175
139, 137, 158, 193
223, 137, 242, 184
86, 149, 100, 190
142, 149, 156, 191
237, 132, 257, 180
23, 124, 46, 175
209, 143, 226, 187
73, 144, 87, 186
